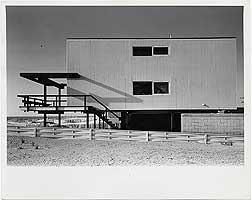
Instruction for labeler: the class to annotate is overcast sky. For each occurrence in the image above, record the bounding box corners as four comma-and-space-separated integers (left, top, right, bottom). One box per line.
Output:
6, 6, 243, 116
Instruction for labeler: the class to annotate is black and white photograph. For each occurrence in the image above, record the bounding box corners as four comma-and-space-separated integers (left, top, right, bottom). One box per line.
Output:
6, 5, 245, 166
1, 1, 251, 199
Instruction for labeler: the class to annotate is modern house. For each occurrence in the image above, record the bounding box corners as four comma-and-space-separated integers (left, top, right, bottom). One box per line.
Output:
18, 37, 243, 133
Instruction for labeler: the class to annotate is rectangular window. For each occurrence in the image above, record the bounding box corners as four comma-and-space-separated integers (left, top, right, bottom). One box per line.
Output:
154, 82, 169, 94
133, 81, 152, 95
153, 47, 169, 55
133, 47, 152, 56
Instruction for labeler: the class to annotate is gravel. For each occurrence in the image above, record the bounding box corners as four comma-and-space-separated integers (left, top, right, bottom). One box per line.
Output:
7, 136, 244, 166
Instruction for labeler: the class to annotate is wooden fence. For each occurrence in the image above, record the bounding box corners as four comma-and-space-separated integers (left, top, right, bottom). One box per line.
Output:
7, 125, 244, 145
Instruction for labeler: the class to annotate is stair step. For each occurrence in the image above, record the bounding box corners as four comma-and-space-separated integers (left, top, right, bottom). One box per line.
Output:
38, 110, 64, 114
22, 100, 51, 106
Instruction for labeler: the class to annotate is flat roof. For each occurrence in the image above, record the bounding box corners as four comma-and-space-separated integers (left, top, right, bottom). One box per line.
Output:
67, 37, 236, 40
20, 73, 81, 89
20, 73, 80, 79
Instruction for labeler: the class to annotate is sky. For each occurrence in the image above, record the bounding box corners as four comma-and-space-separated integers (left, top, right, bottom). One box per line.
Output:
6, 6, 243, 116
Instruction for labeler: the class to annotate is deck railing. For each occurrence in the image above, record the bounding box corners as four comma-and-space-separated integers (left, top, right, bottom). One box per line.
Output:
18, 94, 121, 120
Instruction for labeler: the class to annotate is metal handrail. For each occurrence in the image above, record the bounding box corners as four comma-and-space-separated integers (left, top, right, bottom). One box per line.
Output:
18, 94, 93, 97
89, 95, 120, 119
18, 94, 121, 120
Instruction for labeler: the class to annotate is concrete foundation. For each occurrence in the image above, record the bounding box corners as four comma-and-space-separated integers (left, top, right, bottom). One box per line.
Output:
181, 113, 244, 134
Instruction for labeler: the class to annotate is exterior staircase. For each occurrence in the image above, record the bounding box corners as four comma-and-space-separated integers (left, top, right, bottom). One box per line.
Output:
18, 94, 121, 129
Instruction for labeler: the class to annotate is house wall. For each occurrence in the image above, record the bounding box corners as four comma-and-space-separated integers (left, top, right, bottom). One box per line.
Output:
181, 113, 244, 134
67, 38, 237, 110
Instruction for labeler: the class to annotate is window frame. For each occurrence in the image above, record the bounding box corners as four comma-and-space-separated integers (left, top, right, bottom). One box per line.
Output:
132, 81, 171, 96
132, 46, 153, 56
153, 81, 170, 95
132, 81, 153, 96
152, 46, 170, 56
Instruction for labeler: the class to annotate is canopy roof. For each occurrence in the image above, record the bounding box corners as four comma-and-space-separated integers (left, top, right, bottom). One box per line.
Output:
20, 73, 80, 89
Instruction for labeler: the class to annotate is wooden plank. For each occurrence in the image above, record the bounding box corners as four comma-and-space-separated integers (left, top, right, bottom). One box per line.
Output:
93, 132, 145, 137
7, 124, 26, 128
7, 133, 35, 137
59, 128, 87, 132
209, 135, 243, 139
7, 128, 34, 132
39, 130, 63, 134
7, 131, 35, 135
56, 133, 88, 137
39, 135, 65, 139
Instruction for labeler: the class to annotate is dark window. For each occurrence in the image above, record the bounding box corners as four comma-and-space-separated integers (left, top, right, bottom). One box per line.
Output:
133, 81, 152, 95
133, 47, 152, 56
153, 47, 169, 55
154, 82, 169, 94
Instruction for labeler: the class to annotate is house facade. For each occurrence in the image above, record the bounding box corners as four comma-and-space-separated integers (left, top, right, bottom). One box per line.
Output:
66, 38, 241, 131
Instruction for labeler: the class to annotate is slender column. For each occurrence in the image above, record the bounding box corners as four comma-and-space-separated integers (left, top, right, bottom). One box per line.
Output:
94, 114, 96, 128
58, 88, 61, 127
171, 113, 174, 132
43, 84, 47, 127
86, 113, 89, 128
102, 114, 105, 129
84, 96, 86, 111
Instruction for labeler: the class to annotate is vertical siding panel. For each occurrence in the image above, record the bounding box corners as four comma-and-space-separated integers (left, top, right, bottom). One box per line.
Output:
67, 38, 237, 110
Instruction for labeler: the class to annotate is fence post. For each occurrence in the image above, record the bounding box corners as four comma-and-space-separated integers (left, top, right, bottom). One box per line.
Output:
52, 128, 56, 135
109, 131, 112, 140
128, 131, 131, 141
224, 136, 227, 143
34, 127, 38, 137
146, 131, 149, 142
16, 126, 20, 134
204, 134, 209, 144
166, 132, 168, 140
89, 128, 94, 140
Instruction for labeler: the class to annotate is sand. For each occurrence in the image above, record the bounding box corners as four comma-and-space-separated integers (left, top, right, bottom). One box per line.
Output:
7, 136, 244, 166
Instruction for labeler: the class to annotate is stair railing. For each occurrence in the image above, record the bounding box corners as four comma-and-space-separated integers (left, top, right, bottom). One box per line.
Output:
89, 95, 121, 120
18, 94, 121, 121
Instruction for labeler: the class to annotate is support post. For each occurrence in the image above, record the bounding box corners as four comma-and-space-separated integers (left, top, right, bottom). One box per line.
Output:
89, 128, 93, 140
146, 131, 149, 142
58, 88, 61, 127
128, 130, 131, 141
34, 127, 39, 137
84, 96, 86, 111
43, 84, 47, 127
204, 134, 209, 144
27, 96, 30, 111
94, 114, 96, 129
52, 128, 56, 135
99, 116, 101, 129
86, 113, 89, 128
102, 114, 105, 129
171, 113, 174, 132
105, 109, 108, 119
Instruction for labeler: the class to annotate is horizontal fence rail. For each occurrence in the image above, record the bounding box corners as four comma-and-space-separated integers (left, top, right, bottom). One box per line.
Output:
7, 125, 244, 145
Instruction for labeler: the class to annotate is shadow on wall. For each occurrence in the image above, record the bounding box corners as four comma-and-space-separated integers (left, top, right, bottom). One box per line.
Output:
67, 75, 142, 106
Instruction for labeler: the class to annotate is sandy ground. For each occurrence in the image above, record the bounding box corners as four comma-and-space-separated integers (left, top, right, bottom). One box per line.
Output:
7, 136, 244, 166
